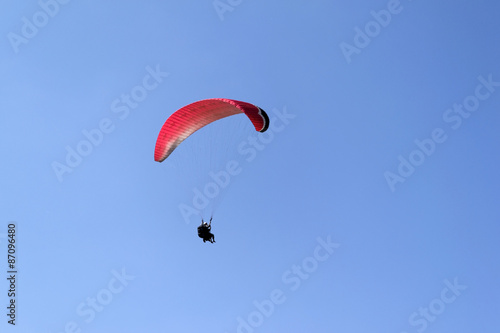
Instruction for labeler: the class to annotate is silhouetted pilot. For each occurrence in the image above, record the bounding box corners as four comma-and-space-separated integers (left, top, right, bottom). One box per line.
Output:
197, 217, 215, 243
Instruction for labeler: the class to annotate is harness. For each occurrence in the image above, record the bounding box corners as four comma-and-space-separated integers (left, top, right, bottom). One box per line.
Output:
198, 225, 210, 238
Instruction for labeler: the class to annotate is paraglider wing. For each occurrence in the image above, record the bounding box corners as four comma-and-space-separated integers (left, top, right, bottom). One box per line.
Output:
154, 98, 269, 162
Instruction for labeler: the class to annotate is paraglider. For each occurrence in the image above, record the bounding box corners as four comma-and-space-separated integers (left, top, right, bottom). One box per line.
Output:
154, 98, 269, 162
197, 217, 215, 243
154, 98, 269, 243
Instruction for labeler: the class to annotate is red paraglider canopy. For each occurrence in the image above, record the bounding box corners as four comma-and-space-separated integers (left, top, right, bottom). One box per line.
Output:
154, 98, 269, 162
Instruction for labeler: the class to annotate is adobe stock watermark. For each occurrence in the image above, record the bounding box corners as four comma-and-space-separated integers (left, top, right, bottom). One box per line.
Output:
7, 0, 71, 54
178, 106, 296, 224
400, 277, 467, 333
339, 0, 406, 64
213, 0, 244, 21
385, 74, 500, 192
51, 64, 169, 183
54, 268, 135, 333
228, 235, 340, 333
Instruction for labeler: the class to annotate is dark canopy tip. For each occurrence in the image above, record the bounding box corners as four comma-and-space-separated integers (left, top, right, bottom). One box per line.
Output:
258, 108, 270, 132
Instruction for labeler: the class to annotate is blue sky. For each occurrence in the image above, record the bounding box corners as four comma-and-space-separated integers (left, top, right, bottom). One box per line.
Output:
1, 0, 499, 332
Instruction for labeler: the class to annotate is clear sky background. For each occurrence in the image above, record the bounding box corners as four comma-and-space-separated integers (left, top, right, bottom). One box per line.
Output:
1, 0, 499, 332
